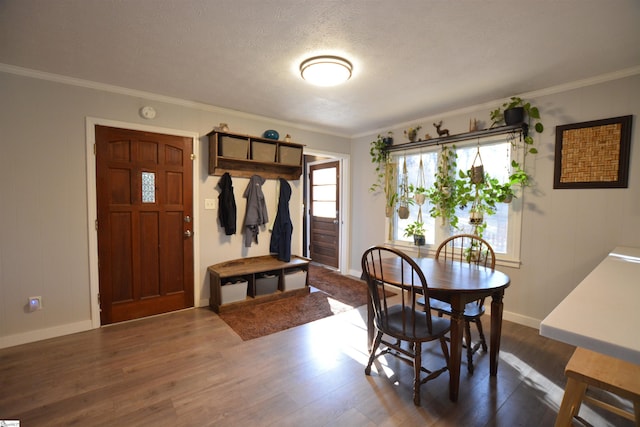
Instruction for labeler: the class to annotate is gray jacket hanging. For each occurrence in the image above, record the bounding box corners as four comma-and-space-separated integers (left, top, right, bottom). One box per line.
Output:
242, 175, 268, 247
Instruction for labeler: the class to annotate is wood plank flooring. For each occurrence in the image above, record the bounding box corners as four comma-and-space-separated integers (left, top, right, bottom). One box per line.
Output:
0, 305, 634, 426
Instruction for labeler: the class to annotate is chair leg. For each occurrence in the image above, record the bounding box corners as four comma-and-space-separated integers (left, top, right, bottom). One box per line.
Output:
439, 336, 450, 365
555, 377, 587, 427
413, 341, 422, 406
464, 320, 475, 375
365, 331, 383, 375
475, 318, 488, 352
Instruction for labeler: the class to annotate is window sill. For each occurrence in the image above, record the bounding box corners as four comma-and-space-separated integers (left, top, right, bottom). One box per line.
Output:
385, 240, 521, 269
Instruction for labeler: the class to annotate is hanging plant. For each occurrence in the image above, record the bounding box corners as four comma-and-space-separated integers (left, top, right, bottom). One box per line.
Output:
489, 96, 543, 192
410, 155, 427, 205
426, 145, 459, 228
398, 156, 412, 219
369, 132, 394, 193
455, 168, 501, 237
382, 158, 398, 217
470, 147, 484, 184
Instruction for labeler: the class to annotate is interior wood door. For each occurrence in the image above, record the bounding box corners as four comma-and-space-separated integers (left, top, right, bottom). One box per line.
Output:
309, 161, 340, 268
96, 125, 194, 325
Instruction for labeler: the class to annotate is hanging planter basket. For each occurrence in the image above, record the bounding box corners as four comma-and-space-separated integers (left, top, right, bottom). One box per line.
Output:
398, 155, 411, 219
414, 156, 426, 206
385, 205, 394, 218
398, 205, 410, 219
470, 148, 484, 184
469, 196, 484, 225
469, 210, 484, 225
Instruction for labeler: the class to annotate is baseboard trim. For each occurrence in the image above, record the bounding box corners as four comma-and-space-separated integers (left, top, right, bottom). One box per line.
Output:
501, 310, 541, 329
0, 320, 93, 349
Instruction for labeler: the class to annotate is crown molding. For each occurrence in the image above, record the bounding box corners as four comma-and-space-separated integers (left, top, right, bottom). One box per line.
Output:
0, 63, 350, 139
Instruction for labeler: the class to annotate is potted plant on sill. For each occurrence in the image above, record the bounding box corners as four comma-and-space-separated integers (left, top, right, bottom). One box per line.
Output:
403, 220, 426, 246
466, 239, 489, 263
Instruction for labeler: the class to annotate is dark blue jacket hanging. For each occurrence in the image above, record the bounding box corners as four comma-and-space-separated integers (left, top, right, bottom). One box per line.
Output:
269, 178, 293, 262
217, 172, 236, 235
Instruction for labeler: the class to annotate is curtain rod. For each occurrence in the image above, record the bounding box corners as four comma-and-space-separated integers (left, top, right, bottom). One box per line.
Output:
385, 124, 528, 152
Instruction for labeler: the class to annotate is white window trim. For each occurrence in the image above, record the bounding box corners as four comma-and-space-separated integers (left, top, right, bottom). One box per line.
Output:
385, 137, 524, 269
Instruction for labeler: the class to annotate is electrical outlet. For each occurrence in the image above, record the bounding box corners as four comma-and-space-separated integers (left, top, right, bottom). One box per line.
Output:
29, 296, 42, 311
204, 198, 216, 210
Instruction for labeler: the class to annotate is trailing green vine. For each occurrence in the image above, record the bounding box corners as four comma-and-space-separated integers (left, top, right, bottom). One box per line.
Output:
426, 145, 459, 228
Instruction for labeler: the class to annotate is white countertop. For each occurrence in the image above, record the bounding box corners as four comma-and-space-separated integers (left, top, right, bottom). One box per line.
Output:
540, 246, 640, 365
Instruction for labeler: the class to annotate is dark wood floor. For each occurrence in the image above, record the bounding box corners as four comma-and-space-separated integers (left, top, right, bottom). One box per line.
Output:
0, 303, 633, 426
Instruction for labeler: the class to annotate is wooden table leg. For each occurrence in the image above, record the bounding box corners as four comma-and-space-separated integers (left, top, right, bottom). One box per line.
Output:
448, 297, 464, 402
490, 291, 505, 376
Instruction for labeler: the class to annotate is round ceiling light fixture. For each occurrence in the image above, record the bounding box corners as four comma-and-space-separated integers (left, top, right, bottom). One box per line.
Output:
300, 55, 353, 87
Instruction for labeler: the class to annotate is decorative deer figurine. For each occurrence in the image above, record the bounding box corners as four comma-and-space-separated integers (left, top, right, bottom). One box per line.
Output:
433, 121, 450, 137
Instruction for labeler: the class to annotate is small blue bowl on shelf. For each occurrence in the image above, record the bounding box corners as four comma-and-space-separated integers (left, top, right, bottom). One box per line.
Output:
263, 129, 279, 140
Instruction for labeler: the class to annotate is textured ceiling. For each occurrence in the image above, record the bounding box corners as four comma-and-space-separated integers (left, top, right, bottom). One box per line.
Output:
1, 0, 639, 136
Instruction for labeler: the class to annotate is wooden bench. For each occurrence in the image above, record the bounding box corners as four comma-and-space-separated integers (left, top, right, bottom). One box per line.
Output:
208, 255, 310, 313
555, 347, 640, 426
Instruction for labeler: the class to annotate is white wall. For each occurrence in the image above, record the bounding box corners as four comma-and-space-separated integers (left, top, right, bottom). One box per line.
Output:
0, 70, 350, 348
2, 68, 638, 348
350, 72, 640, 328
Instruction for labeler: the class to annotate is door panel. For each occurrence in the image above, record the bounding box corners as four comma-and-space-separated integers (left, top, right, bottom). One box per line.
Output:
96, 125, 194, 325
309, 161, 340, 268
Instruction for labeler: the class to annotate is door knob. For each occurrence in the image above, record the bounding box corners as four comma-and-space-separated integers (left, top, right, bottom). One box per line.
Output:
333, 220, 339, 224
184, 230, 193, 238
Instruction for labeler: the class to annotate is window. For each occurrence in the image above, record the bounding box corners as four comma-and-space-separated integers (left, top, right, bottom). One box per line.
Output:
390, 137, 523, 266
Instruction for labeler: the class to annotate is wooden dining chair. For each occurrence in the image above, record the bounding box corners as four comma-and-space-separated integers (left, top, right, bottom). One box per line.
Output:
361, 246, 450, 406
422, 234, 496, 375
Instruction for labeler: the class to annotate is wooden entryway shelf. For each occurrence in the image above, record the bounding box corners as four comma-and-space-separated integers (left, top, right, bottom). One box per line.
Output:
207, 130, 304, 180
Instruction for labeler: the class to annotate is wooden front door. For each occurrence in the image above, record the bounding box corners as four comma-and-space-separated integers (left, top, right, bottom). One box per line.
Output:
309, 161, 340, 268
95, 125, 194, 325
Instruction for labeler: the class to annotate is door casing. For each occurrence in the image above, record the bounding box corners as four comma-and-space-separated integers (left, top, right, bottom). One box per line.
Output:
305, 151, 350, 273
86, 117, 200, 329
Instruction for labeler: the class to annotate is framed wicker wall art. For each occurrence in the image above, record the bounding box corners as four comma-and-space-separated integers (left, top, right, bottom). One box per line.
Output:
554, 115, 633, 189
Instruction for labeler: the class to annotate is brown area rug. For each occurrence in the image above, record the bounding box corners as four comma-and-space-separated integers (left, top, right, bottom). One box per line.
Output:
218, 264, 368, 341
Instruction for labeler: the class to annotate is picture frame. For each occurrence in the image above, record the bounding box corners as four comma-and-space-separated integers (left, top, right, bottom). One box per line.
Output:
553, 115, 633, 189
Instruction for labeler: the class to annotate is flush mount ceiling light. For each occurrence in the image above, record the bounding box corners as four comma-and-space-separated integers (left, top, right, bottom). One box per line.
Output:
300, 55, 353, 87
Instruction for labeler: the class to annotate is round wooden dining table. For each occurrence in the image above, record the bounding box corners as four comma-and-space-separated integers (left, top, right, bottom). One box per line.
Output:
365, 255, 511, 402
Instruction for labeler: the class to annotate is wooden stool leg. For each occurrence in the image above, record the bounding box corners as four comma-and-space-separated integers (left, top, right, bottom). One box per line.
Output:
555, 377, 588, 427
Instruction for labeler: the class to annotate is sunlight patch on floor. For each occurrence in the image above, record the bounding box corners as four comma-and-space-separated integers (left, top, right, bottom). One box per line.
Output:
326, 296, 354, 314
500, 351, 619, 426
